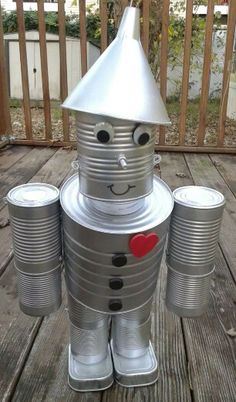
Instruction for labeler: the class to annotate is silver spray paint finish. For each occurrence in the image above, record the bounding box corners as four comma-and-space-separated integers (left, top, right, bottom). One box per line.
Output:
60, 174, 173, 314
62, 8, 170, 125
7, 183, 62, 316
166, 186, 225, 317
76, 113, 155, 201
60, 5, 174, 391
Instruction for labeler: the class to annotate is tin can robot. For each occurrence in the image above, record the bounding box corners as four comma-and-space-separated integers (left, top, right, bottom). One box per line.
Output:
7, 5, 224, 393
60, 6, 173, 390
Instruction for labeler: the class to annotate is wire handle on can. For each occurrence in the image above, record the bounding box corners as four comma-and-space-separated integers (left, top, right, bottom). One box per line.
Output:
153, 154, 161, 167
71, 160, 80, 171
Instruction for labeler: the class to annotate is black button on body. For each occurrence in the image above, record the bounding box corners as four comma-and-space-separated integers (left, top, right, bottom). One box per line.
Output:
109, 278, 123, 290
112, 254, 127, 267
109, 299, 122, 311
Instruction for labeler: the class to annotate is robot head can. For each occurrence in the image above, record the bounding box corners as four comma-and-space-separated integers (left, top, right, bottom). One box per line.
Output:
76, 112, 156, 201
62, 7, 170, 202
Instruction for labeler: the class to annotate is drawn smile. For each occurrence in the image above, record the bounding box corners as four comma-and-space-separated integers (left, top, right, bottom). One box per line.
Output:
107, 184, 136, 196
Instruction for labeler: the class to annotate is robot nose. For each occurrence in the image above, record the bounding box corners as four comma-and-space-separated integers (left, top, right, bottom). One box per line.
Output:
118, 154, 127, 170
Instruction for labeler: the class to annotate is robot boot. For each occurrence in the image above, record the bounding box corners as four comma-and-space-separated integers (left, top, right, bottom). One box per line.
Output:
67, 296, 113, 391
111, 298, 158, 387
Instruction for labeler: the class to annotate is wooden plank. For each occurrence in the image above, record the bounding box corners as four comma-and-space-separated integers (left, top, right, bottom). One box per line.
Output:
12, 139, 77, 148
16, 0, 32, 140
155, 145, 236, 154
162, 152, 236, 402
58, 0, 70, 142
159, 0, 170, 146
11, 288, 102, 402
182, 247, 236, 401
79, 0, 88, 76
142, 0, 150, 56
0, 148, 77, 276
159, 152, 193, 190
178, 0, 193, 146
100, 0, 108, 53
121, 0, 129, 11
37, 0, 52, 140
10, 143, 236, 155
0, 145, 32, 171
209, 154, 236, 197
0, 206, 13, 276
0, 139, 9, 149
184, 153, 236, 282
0, 261, 43, 402
0, 149, 77, 400
197, 0, 215, 146
0, 147, 56, 209
218, 0, 236, 147
0, 4, 12, 136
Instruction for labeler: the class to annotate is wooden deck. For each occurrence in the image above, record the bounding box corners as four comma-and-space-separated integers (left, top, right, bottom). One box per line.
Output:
0, 145, 235, 402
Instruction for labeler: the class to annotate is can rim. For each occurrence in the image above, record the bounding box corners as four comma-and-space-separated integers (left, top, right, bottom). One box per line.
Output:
60, 174, 174, 234
173, 186, 225, 209
7, 183, 60, 207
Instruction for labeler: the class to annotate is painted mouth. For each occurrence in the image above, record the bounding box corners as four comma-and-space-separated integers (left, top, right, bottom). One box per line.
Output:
107, 184, 136, 196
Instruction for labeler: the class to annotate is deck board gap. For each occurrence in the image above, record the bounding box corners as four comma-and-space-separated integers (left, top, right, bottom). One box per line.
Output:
7, 318, 44, 402
218, 242, 236, 287
208, 154, 236, 201
180, 318, 194, 402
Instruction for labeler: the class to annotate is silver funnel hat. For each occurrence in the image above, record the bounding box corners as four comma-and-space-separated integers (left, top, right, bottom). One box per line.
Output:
62, 7, 170, 125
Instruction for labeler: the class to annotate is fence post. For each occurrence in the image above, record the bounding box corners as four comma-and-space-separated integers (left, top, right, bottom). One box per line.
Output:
142, 0, 150, 57
16, 0, 33, 139
178, 0, 193, 145
79, 0, 87, 76
38, 0, 52, 140
58, 0, 69, 142
197, 0, 215, 146
218, 0, 236, 147
0, 5, 12, 137
100, 0, 108, 53
159, 0, 170, 146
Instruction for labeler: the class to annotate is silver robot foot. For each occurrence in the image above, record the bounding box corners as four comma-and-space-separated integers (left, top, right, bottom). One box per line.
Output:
111, 340, 158, 388
67, 298, 113, 391
111, 300, 158, 387
68, 344, 114, 392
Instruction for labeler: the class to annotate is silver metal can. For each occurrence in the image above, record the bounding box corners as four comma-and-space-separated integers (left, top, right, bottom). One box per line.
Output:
70, 322, 109, 364
76, 112, 156, 202
7, 183, 62, 316
61, 174, 174, 314
16, 265, 62, 316
166, 186, 225, 317
112, 299, 153, 358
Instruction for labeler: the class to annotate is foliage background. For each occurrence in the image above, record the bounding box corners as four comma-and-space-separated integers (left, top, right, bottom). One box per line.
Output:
2, 0, 225, 97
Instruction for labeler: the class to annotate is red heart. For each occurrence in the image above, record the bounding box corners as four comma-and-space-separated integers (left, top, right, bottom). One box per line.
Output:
129, 233, 159, 258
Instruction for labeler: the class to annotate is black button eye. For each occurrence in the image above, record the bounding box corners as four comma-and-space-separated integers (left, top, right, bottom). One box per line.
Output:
133, 125, 152, 146
97, 130, 110, 143
94, 122, 114, 143
138, 132, 150, 145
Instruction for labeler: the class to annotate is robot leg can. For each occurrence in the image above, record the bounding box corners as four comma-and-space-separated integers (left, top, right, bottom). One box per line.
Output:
111, 298, 158, 387
67, 295, 113, 392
